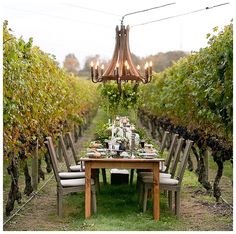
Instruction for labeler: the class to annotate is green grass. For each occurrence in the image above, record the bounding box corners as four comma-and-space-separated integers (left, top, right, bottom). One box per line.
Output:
64, 182, 179, 231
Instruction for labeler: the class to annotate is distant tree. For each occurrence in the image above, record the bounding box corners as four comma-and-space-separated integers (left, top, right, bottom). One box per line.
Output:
146, 51, 189, 72
81, 54, 110, 76
63, 53, 80, 76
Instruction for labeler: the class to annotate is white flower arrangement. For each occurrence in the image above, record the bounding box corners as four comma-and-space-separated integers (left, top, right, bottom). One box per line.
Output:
115, 136, 129, 144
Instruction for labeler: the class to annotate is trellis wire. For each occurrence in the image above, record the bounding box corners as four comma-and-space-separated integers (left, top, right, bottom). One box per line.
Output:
3, 174, 54, 227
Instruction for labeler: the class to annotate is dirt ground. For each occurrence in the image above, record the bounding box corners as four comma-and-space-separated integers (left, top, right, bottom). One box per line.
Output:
3, 117, 233, 231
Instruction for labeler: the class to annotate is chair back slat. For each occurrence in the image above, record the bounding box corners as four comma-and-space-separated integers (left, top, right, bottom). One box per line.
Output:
160, 131, 170, 152
164, 133, 179, 171
66, 132, 78, 164
176, 140, 194, 184
46, 137, 61, 185
169, 138, 184, 178
59, 134, 71, 171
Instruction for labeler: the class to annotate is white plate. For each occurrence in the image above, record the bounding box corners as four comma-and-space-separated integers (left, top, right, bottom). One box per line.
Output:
97, 148, 107, 152
139, 153, 157, 157
120, 152, 129, 157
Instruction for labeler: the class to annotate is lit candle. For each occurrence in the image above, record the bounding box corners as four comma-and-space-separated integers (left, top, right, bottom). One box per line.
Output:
145, 62, 149, 79
90, 61, 94, 78
149, 61, 152, 76
101, 64, 104, 76
124, 60, 128, 75
127, 64, 130, 75
116, 62, 119, 77
95, 61, 99, 78
137, 65, 140, 71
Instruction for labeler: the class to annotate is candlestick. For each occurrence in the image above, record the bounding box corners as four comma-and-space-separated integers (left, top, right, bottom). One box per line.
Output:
127, 64, 130, 75
116, 62, 119, 77
90, 61, 94, 79
145, 62, 149, 79
149, 61, 152, 76
95, 61, 99, 78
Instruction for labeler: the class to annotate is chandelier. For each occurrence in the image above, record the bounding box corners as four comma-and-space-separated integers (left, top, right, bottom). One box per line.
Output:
90, 24, 153, 88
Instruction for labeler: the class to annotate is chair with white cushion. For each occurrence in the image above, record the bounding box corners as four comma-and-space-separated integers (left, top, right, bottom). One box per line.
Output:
160, 133, 179, 172
137, 137, 183, 205
159, 131, 170, 153
59, 134, 83, 172
140, 139, 193, 218
60, 133, 101, 191
46, 136, 97, 217
137, 133, 178, 182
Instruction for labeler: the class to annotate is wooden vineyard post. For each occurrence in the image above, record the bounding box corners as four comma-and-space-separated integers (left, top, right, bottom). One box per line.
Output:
204, 149, 209, 181
57, 136, 63, 162
32, 139, 39, 190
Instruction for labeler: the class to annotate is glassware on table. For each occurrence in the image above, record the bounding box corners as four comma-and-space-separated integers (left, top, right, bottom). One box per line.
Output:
104, 139, 109, 149
140, 139, 145, 149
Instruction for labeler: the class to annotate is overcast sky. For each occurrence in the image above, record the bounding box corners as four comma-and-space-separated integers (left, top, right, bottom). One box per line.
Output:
2, 0, 234, 67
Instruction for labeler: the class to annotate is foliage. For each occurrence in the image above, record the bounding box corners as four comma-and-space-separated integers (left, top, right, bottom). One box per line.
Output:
99, 82, 140, 117
3, 21, 99, 156
139, 23, 233, 143
94, 123, 111, 144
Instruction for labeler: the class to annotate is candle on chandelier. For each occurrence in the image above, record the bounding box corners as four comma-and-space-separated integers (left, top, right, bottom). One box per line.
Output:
101, 64, 104, 76
145, 62, 149, 79
127, 64, 130, 75
123, 60, 127, 75
90, 61, 94, 78
149, 61, 153, 76
95, 61, 99, 78
116, 62, 119, 77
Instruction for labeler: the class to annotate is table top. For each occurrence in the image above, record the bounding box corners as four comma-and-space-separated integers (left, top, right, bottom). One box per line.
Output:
80, 157, 165, 162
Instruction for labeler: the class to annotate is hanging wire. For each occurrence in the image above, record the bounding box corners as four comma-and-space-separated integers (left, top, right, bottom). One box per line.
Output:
131, 2, 230, 27
3, 6, 114, 28
121, 2, 176, 25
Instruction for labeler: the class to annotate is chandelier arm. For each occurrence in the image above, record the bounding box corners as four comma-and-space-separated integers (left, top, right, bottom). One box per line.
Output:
118, 26, 126, 76
103, 26, 120, 76
124, 26, 141, 78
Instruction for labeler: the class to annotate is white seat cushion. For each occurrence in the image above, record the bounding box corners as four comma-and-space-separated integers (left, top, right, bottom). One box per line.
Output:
160, 173, 171, 178
160, 177, 179, 185
138, 172, 171, 179
110, 169, 129, 174
70, 165, 83, 171
60, 178, 94, 187
59, 171, 85, 179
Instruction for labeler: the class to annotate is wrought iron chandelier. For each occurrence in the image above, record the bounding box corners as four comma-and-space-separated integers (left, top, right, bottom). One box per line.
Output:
90, 24, 152, 87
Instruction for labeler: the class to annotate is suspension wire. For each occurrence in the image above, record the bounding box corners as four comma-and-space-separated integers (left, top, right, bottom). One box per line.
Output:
3, 174, 54, 227
3, 6, 114, 29
63, 3, 121, 17
121, 2, 176, 25
131, 2, 230, 27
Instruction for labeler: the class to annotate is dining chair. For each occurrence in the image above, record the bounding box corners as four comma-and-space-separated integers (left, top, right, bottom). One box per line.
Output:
58, 134, 83, 172
136, 134, 180, 187
60, 133, 101, 191
137, 137, 184, 204
130, 131, 171, 187
159, 131, 170, 153
140, 139, 193, 218
45, 136, 97, 217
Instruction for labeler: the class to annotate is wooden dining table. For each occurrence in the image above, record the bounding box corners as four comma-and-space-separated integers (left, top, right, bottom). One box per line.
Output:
80, 157, 165, 221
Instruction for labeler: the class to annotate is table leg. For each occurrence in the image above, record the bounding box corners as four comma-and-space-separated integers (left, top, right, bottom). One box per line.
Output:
85, 162, 91, 218
153, 162, 160, 221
